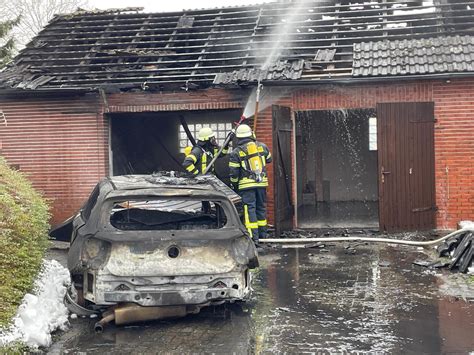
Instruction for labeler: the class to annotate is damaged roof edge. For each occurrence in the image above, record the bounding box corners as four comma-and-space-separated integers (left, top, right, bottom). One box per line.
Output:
2, 71, 474, 97
0, 87, 95, 96
215, 71, 474, 90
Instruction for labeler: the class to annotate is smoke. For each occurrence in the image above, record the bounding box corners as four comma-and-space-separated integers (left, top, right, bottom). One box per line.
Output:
260, 0, 314, 70
243, 0, 313, 118
242, 86, 289, 119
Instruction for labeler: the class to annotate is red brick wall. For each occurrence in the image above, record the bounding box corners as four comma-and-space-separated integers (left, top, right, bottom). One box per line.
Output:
433, 80, 474, 229
253, 96, 294, 226
0, 93, 108, 224
1, 81, 472, 230
105, 89, 246, 112
292, 82, 433, 109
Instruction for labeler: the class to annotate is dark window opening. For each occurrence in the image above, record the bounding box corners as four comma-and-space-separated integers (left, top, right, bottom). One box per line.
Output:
110, 199, 228, 231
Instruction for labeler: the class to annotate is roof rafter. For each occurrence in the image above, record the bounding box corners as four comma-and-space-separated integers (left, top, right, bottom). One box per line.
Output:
1, 0, 473, 90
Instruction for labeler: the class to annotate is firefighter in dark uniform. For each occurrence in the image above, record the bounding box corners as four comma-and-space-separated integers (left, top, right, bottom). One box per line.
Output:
229, 124, 272, 244
182, 127, 229, 175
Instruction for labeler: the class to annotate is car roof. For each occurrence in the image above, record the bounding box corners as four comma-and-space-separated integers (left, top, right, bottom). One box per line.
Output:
108, 174, 224, 191
105, 174, 240, 202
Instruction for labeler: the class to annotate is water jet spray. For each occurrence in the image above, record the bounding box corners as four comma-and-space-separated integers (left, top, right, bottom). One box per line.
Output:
253, 79, 263, 135
203, 0, 310, 174
204, 80, 264, 174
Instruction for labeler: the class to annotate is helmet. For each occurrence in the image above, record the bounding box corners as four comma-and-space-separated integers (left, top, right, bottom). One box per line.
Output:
236, 124, 253, 138
197, 127, 215, 141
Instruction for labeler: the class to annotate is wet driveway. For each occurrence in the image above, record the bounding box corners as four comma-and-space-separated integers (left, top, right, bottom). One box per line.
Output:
48, 244, 474, 354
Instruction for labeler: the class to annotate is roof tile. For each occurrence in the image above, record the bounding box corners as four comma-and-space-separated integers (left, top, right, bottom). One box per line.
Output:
353, 35, 474, 77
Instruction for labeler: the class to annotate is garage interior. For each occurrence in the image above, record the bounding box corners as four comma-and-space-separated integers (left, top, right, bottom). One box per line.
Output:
109, 109, 241, 185
295, 109, 379, 228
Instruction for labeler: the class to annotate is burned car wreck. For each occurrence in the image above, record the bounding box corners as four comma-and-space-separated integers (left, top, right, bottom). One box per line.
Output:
50, 173, 258, 331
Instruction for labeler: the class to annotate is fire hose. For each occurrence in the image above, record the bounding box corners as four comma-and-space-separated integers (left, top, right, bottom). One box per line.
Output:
260, 227, 474, 247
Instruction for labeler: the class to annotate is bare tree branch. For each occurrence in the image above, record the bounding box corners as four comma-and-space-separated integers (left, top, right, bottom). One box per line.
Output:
0, 0, 90, 49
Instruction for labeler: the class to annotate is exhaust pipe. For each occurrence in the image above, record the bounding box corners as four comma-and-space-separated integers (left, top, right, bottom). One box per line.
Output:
94, 309, 115, 333
94, 303, 189, 331
114, 303, 187, 325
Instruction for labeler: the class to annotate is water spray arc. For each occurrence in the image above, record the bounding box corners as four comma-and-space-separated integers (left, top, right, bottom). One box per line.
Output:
203, 0, 311, 173
252, 79, 263, 135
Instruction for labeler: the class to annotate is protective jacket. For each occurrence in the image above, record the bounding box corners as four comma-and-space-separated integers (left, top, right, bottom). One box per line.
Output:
229, 137, 272, 190
182, 141, 228, 175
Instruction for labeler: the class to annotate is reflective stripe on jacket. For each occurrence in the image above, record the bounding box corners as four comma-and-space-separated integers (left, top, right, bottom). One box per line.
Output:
182, 145, 228, 175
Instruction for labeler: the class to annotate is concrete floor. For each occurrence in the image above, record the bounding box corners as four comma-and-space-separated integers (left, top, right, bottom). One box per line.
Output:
47, 242, 474, 354
298, 201, 379, 228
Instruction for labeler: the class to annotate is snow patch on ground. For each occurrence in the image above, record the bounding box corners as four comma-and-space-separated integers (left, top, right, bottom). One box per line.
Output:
459, 220, 474, 229
0, 259, 70, 349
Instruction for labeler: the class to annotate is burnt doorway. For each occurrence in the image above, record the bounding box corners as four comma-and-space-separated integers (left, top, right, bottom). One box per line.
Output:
377, 102, 435, 232
109, 110, 240, 184
273, 105, 294, 237
295, 109, 379, 228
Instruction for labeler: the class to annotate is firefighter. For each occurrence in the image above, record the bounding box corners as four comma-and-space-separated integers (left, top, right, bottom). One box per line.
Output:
182, 126, 229, 175
228, 124, 272, 244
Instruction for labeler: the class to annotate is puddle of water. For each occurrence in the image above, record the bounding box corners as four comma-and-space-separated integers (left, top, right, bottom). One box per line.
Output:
48, 246, 474, 354
250, 246, 474, 354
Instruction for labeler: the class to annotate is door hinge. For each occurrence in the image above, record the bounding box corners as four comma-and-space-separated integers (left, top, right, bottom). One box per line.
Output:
412, 206, 438, 213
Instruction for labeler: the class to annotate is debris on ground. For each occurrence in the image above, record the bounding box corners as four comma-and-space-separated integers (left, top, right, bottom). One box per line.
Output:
271, 225, 474, 275
345, 247, 357, 255
436, 222, 473, 273
412, 259, 450, 269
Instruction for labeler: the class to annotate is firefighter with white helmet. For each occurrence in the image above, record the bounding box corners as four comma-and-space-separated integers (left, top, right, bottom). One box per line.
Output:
182, 126, 229, 175
229, 124, 272, 244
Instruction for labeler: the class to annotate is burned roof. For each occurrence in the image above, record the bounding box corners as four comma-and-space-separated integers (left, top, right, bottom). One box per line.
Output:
1, 0, 474, 91
353, 35, 474, 76
214, 59, 306, 85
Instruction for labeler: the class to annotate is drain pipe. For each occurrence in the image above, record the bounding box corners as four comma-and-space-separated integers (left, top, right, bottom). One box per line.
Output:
260, 227, 473, 247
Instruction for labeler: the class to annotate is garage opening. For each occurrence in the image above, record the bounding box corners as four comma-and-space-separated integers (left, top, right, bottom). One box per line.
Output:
109, 109, 241, 184
295, 109, 379, 228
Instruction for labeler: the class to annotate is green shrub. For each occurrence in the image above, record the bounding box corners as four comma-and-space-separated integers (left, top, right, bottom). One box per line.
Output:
0, 157, 50, 327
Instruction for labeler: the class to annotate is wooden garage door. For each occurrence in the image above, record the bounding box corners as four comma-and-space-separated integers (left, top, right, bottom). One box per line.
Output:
377, 102, 436, 232
273, 105, 293, 237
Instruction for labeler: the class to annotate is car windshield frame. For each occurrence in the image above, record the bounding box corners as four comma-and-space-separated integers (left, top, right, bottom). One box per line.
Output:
99, 192, 242, 238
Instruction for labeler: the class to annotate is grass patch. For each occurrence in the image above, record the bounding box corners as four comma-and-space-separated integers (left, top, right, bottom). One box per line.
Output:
0, 157, 50, 328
